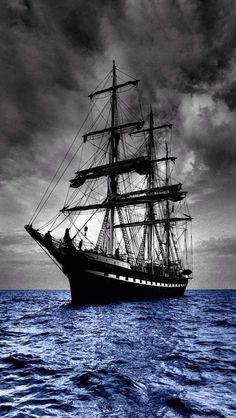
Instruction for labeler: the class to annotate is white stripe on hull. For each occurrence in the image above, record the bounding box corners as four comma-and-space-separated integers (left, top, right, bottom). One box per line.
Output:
84, 269, 186, 288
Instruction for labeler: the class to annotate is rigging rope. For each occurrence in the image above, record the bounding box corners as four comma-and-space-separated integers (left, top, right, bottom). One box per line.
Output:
50, 214, 70, 232
29, 103, 93, 225
33, 239, 63, 271
37, 213, 61, 231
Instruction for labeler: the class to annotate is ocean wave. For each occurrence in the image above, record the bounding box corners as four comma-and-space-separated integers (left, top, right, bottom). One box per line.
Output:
0, 289, 235, 417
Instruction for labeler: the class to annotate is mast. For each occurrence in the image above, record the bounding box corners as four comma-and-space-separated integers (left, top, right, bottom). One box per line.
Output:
165, 142, 170, 266
109, 60, 118, 254
147, 108, 155, 265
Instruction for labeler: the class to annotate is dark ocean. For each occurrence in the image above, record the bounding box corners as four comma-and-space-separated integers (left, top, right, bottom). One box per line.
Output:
0, 290, 235, 418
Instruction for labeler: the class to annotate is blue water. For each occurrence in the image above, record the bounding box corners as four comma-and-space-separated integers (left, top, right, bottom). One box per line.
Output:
0, 290, 235, 417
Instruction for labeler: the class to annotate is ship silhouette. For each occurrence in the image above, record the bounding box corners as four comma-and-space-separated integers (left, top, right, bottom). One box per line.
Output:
25, 61, 193, 304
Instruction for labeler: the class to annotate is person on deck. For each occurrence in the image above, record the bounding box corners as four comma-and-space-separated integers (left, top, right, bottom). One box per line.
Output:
115, 247, 120, 259
44, 231, 52, 244
78, 239, 83, 250
64, 228, 74, 249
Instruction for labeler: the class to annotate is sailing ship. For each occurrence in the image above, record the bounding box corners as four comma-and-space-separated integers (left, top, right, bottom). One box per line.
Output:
25, 61, 193, 304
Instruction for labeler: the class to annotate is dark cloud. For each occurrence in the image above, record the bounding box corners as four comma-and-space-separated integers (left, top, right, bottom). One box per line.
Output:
216, 81, 236, 110
178, 0, 236, 88
0, 232, 66, 289
108, 1, 236, 202
1, 0, 236, 182
100, 1, 236, 200
178, 103, 236, 181
107, 0, 236, 93
0, 231, 44, 264
0, 0, 126, 174
1, 0, 236, 288
195, 236, 236, 258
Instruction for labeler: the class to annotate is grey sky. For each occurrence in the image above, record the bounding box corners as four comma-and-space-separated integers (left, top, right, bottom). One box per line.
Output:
1, 0, 236, 289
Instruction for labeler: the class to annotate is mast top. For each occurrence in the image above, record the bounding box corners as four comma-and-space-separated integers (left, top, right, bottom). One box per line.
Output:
88, 60, 139, 99
150, 105, 153, 118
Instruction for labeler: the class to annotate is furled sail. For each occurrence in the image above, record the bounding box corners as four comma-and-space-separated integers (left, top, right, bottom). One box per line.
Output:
83, 121, 144, 142
89, 79, 139, 99
61, 190, 186, 212
114, 215, 192, 229
70, 157, 178, 188
70, 156, 151, 188
120, 183, 182, 199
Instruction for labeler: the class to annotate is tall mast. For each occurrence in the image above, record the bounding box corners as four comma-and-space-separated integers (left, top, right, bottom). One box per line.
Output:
109, 60, 118, 254
147, 108, 155, 264
165, 142, 170, 265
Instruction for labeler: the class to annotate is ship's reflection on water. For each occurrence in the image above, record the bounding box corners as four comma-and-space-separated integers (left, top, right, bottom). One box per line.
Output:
0, 290, 235, 417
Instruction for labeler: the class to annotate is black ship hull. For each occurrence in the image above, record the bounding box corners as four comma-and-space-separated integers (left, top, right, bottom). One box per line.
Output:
58, 250, 188, 304
67, 269, 187, 305
25, 226, 188, 304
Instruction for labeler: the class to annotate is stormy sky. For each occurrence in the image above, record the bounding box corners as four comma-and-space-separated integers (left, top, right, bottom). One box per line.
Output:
1, 0, 236, 289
